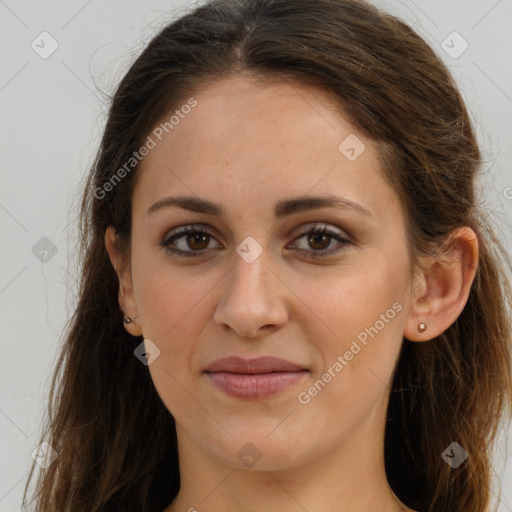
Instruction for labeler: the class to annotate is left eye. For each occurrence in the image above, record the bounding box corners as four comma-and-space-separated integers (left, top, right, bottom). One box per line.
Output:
288, 224, 351, 257
161, 224, 350, 258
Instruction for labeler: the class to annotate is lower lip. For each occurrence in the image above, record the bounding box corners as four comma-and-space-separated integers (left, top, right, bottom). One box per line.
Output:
205, 370, 308, 399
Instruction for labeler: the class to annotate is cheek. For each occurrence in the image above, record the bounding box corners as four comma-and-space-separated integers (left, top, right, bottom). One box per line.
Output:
294, 256, 407, 348
293, 255, 408, 408
131, 259, 218, 419
131, 256, 217, 365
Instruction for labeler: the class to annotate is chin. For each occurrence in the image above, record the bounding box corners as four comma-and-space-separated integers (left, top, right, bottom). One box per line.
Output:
200, 427, 314, 471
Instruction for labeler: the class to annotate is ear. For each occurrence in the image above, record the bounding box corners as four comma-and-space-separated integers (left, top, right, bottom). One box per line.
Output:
404, 227, 479, 342
105, 226, 143, 337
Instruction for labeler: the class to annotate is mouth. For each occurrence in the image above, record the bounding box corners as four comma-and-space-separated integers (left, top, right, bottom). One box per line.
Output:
203, 356, 309, 399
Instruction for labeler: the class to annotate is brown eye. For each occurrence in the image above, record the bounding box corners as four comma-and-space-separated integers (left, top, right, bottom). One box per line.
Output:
162, 225, 221, 257
162, 223, 351, 259
289, 224, 351, 258
186, 232, 210, 251
307, 231, 332, 251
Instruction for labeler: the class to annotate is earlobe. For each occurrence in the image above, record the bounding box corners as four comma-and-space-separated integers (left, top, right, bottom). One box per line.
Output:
404, 227, 479, 342
104, 226, 143, 337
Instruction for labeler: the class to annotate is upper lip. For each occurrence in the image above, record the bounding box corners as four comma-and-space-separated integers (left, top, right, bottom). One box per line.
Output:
204, 356, 307, 374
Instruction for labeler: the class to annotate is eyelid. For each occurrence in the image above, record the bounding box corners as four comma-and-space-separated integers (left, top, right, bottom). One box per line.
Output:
162, 222, 350, 242
162, 223, 215, 243
161, 222, 352, 257
161, 224, 223, 256
291, 222, 351, 241
286, 223, 352, 256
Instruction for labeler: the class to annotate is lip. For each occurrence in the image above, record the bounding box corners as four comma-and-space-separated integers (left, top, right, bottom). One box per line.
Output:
204, 356, 309, 399
204, 356, 307, 374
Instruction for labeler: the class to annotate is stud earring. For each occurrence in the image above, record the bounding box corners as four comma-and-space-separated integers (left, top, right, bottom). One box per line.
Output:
418, 322, 427, 333
124, 317, 132, 324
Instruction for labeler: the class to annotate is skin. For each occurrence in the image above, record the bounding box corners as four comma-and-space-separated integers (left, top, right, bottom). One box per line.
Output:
105, 74, 478, 512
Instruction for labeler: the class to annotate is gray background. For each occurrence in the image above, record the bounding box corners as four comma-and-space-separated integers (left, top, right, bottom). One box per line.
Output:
1, 0, 511, 510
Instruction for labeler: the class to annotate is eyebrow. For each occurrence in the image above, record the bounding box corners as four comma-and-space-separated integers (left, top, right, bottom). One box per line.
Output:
146, 194, 373, 218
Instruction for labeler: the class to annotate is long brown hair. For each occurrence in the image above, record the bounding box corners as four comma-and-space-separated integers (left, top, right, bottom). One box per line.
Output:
22, 1, 512, 510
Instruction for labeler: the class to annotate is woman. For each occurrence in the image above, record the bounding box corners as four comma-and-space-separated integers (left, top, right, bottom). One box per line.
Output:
23, 0, 512, 511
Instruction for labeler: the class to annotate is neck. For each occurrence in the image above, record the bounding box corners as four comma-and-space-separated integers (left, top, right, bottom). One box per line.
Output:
165, 406, 411, 512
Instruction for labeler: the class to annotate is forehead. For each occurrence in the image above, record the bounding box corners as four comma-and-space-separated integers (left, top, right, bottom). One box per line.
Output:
160, 75, 361, 156
133, 75, 398, 222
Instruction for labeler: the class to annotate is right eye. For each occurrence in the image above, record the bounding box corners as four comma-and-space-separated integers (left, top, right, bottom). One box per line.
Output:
161, 224, 222, 257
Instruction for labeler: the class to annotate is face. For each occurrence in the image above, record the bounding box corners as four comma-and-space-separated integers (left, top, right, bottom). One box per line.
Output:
124, 74, 415, 470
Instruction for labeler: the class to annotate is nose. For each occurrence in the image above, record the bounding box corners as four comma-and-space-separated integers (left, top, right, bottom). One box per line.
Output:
213, 249, 289, 338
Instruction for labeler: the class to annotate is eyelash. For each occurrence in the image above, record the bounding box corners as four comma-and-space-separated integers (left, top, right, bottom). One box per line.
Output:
161, 223, 352, 259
